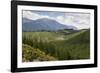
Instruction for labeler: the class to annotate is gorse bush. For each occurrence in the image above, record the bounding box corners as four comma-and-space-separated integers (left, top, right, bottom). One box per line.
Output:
22, 44, 57, 62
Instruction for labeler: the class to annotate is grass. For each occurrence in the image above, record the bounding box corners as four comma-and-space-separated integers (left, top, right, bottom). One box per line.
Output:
22, 29, 90, 62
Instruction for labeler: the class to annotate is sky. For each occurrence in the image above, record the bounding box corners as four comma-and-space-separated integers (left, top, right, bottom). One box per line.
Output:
22, 10, 90, 29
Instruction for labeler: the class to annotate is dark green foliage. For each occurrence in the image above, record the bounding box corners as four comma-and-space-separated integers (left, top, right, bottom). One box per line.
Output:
22, 29, 90, 62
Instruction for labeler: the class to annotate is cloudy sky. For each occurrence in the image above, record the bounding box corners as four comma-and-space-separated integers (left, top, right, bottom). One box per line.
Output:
22, 10, 90, 29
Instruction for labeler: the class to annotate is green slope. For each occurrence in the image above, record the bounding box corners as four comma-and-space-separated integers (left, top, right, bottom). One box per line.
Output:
22, 29, 90, 61
51, 30, 90, 60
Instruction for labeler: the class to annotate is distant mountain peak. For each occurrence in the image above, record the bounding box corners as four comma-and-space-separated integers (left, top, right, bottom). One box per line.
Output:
37, 18, 51, 20
22, 18, 77, 31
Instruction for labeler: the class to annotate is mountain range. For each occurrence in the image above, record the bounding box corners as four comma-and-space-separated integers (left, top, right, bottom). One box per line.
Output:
22, 18, 77, 31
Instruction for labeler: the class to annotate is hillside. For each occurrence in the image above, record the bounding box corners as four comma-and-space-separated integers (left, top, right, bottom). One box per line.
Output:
22, 29, 90, 62
51, 30, 90, 60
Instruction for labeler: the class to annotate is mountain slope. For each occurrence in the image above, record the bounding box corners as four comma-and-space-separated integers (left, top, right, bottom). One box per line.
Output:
22, 18, 77, 31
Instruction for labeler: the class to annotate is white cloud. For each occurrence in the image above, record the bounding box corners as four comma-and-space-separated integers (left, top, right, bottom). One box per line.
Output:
63, 13, 90, 29
56, 16, 66, 24
56, 16, 64, 21
23, 11, 41, 20
23, 11, 90, 29
23, 11, 53, 20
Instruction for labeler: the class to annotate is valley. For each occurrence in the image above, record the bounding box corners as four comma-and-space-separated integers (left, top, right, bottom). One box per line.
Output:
22, 29, 90, 62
